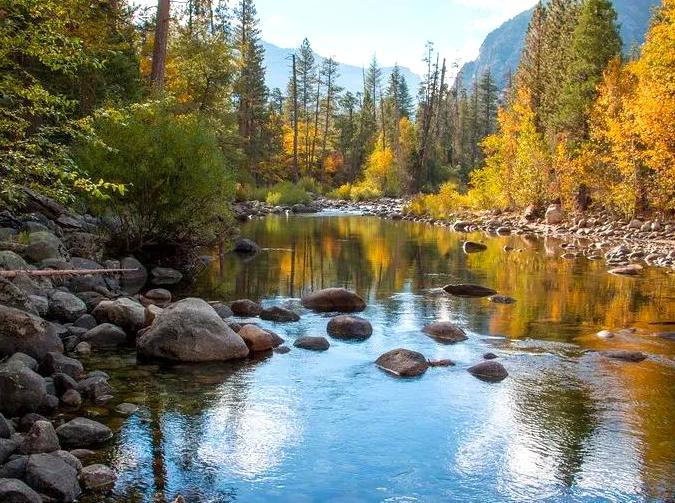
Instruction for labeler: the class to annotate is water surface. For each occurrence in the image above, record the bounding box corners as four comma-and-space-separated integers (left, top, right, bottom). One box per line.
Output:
82, 214, 675, 503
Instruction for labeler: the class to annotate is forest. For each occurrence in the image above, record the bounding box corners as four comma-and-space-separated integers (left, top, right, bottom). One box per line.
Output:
1, 0, 673, 251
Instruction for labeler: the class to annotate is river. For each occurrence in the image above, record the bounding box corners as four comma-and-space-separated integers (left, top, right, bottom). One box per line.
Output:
82, 213, 675, 503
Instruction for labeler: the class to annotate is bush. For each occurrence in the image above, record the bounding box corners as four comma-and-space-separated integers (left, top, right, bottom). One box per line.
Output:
264, 182, 311, 206
350, 182, 382, 201
297, 176, 323, 195
328, 183, 353, 200
74, 99, 235, 251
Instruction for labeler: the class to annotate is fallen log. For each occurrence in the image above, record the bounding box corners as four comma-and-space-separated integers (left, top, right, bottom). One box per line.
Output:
0, 268, 138, 279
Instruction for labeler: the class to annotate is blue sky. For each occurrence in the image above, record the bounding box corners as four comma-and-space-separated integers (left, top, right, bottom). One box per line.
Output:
136, 0, 538, 74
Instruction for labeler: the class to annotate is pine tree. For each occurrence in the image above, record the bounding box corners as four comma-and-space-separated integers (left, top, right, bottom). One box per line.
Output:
515, 2, 548, 119
478, 69, 499, 139
296, 38, 317, 171
233, 0, 268, 177
556, 0, 622, 141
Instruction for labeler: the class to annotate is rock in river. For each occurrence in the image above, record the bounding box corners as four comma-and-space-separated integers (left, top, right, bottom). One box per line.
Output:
92, 297, 147, 335
233, 238, 260, 254
463, 241, 487, 253
375, 349, 429, 377
488, 295, 517, 305
467, 361, 509, 382
301, 287, 366, 313
327, 315, 373, 340
260, 306, 300, 322
79, 464, 116, 492
293, 336, 330, 351
137, 298, 249, 362
230, 299, 262, 317
55, 417, 112, 448
422, 322, 468, 343
443, 284, 497, 298
238, 325, 283, 352
601, 350, 647, 362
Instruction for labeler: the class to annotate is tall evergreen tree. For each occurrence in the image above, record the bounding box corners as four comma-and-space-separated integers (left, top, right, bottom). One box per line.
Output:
556, 0, 622, 141
515, 2, 548, 122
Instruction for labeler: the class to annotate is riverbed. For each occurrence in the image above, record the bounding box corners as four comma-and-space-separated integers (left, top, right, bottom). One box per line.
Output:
82, 213, 675, 502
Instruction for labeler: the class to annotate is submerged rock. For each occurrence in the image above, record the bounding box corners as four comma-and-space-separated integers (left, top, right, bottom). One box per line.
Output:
422, 322, 468, 343
327, 315, 373, 340
137, 298, 249, 362
488, 295, 516, 305
375, 349, 429, 377
301, 288, 366, 313
601, 350, 647, 362
293, 336, 330, 351
467, 361, 509, 382
463, 241, 487, 253
260, 306, 300, 322
443, 284, 497, 298
608, 265, 643, 276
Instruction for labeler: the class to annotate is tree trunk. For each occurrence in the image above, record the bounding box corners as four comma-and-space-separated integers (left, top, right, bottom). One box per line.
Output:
150, 0, 171, 90
292, 54, 299, 182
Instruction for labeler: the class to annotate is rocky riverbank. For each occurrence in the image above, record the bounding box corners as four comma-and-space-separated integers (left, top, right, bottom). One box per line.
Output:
234, 198, 675, 271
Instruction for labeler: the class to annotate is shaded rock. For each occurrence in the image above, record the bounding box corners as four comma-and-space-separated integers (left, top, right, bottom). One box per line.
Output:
24, 232, 69, 263
18, 414, 47, 433
230, 299, 262, 317
0, 456, 28, 479
210, 302, 233, 320
80, 323, 127, 349
63, 232, 101, 260
119, 257, 147, 294
0, 478, 42, 503
260, 306, 300, 322
60, 390, 82, 409
274, 345, 291, 354
523, 204, 540, 222
238, 325, 282, 352
39, 352, 83, 379
75, 291, 108, 312
150, 267, 182, 286
488, 295, 517, 305
55, 418, 112, 448
0, 305, 63, 361
327, 315, 373, 340
0, 251, 30, 271
545, 204, 563, 225
25, 453, 81, 502
0, 362, 47, 416
53, 450, 82, 472
28, 296, 48, 317
422, 322, 468, 343
39, 394, 59, 414
443, 284, 497, 298
76, 375, 112, 401
601, 350, 647, 362
428, 359, 454, 367
92, 298, 146, 336
140, 288, 171, 308
74, 342, 91, 356
467, 361, 509, 382
53, 373, 78, 397
0, 277, 36, 313
0, 413, 12, 438
72, 314, 97, 330
301, 288, 366, 313
463, 241, 487, 253
137, 298, 249, 362
0, 438, 20, 464
375, 349, 429, 377
6, 353, 38, 371
233, 238, 260, 254
293, 336, 330, 351
20, 421, 59, 454
79, 463, 116, 491
114, 403, 139, 415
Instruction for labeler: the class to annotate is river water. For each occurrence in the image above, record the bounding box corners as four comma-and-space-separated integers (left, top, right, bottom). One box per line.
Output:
83, 214, 675, 503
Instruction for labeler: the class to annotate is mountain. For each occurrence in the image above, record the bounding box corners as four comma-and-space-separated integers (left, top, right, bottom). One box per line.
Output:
262, 41, 422, 96
460, 0, 661, 89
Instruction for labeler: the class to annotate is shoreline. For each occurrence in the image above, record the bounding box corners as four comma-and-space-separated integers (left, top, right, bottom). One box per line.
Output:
234, 198, 675, 271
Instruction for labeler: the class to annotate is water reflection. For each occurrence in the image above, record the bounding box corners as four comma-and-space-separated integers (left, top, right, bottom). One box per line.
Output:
83, 215, 674, 502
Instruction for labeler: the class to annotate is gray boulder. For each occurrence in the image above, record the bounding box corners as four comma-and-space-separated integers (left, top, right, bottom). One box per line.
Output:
301, 288, 366, 313
28, 296, 48, 317
150, 266, 183, 286
20, 420, 60, 454
92, 298, 146, 335
76, 375, 112, 401
0, 305, 63, 361
422, 322, 468, 343
0, 437, 20, 464
327, 315, 373, 340
80, 323, 127, 349
0, 251, 30, 271
6, 353, 38, 371
47, 291, 87, 322
38, 352, 83, 379
25, 452, 81, 502
140, 288, 172, 308
24, 232, 69, 263
0, 277, 36, 314
230, 299, 262, 317
79, 464, 116, 491
0, 412, 12, 438
0, 478, 42, 503
375, 349, 429, 377
0, 362, 47, 416
545, 204, 564, 225
72, 314, 97, 330
120, 256, 147, 294
210, 302, 233, 320
55, 418, 112, 448
137, 298, 249, 362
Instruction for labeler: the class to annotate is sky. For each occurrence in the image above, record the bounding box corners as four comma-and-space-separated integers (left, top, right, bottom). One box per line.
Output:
136, 0, 538, 74
254, 0, 538, 74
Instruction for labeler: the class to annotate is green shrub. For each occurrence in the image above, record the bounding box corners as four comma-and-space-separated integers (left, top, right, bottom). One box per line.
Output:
297, 176, 323, 195
350, 182, 382, 201
264, 181, 310, 205
74, 99, 235, 251
327, 183, 353, 200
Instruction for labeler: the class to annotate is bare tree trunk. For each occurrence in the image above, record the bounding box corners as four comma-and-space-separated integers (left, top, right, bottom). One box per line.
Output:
150, 0, 171, 90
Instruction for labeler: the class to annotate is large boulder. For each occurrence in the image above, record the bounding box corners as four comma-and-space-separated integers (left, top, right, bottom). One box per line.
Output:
443, 284, 497, 298
375, 349, 429, 377
55, 418, 112, 448
0, 277, 36, 313
467, 361, 509, 382
79, 463, 116, 491
545, 204, 564, 225
238, 325, 282, 352
260, 306, 300, 322
0, 306, 63, 361
137, 298, 249, 362
150, 267, 183, 286
140, 288, 171, 308
422, 322, 468, 343
92, 298, 146, 336
326, 315, 372, 340
230, 299, 262, 317
38, 352, 83, 379
301, 288, 366, 313
0, 251, 30, 271
0, 478, 42, 503
0, 362, 47, 416
119, 256, 147, 294
20, 420, 60, 455
0, 437, 20, 464
80, 323, 127, 349
48, 291, 87, 322
24, 232, 69, 263
25, 453, 81, 502
76, 375, 112, 401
